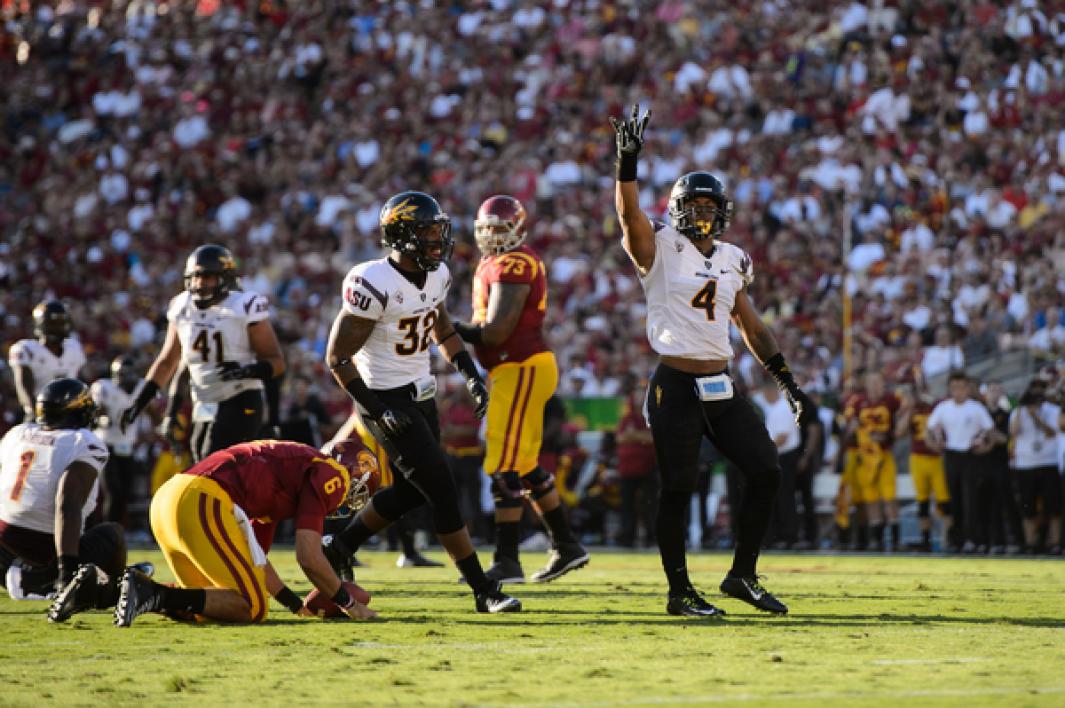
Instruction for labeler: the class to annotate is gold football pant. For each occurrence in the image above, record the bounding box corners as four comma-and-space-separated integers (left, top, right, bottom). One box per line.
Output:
150, 473, 268, 622
910, 453, 949, 503
484, 351, 558, 477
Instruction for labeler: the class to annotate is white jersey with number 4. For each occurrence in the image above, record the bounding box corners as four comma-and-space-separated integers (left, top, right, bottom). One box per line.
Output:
7, 338, 87, 397
635, 222, 754, 360
0, 424, 107, 534
167, 290, 270, 404
90, 378, 144, 456
341, 259, 451, 389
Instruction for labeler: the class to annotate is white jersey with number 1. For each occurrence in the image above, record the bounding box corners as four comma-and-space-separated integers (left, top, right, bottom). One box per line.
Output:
0, 423, 108, 534
635, 221, 754, 360
340, 259, 451, 390
166, 289, 270, 404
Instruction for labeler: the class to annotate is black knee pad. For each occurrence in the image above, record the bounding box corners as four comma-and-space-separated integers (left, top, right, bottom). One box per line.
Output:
521, 467, 555, 501
79, 522, 127, 579
917, 501, 931, 518
492, 471, 524, 509
937, 501, 952, 517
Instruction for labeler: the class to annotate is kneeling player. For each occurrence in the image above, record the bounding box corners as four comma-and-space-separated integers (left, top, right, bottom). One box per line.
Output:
108, 440, 377, 627
0, 379, 130, 621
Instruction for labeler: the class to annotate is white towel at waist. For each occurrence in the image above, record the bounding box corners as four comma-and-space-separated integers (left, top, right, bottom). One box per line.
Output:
233, 504, 268, 567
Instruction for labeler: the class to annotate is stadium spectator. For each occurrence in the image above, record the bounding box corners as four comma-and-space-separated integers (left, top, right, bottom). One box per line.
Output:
1009, 379, 1065, 554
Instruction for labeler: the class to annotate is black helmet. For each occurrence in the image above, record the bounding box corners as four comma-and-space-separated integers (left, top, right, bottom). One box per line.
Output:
668, 171, 734, 241
36, 378, 98, 430
110, 355, 139, 388
32, 300, 72, 343
184, 244, 238, 307
379, 191, 453, 271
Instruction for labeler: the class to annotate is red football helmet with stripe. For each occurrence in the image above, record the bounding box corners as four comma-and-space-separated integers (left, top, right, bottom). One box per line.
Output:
321, 438, 381, 518
474, 195, 527, 255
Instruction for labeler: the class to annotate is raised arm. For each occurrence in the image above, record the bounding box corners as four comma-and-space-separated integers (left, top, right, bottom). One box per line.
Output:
610, 105, 656, 275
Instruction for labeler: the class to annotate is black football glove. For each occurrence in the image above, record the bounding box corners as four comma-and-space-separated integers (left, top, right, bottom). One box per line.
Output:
609, 103, 651, 159
784, 386, 815, 427
466, 378, 489, 419
217, 360, 272, 382
374, 409, 412, 438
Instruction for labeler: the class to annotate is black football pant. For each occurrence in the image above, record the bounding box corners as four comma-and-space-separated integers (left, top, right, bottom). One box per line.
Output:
190, 390, 264, 462
646, 364, 780, 591
358, 386, 466, 536
102, 451, 142, 529
0, 522, 127, 594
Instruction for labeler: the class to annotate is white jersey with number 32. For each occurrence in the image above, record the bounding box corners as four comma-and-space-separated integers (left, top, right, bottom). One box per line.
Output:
0, 423, 107, 534
635, 222, 754, 360
341, 259, 451, 389
167, 290, 270, 403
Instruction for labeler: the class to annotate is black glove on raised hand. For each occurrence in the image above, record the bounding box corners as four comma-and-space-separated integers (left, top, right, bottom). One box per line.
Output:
609, 104, 651, 181
375, 409, 413, 438
466, 378, 489, 419
217, 360, 273, 382
120, 380, 159, 433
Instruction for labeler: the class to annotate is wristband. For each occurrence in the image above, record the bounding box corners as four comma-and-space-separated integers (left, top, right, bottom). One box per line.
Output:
331, 585, 355, 610
764, 353, 797, 392
451, 350, 481, 383
616, 153, 638, 182
453, 321, 484, 345
131, 380, 161, 414
276, 586, 304, 614
342, 377, 387, 420
57, 554, 80, 586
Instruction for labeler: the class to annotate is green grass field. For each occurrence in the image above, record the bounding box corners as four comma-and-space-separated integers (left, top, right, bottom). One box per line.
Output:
3, 549, 1064, 706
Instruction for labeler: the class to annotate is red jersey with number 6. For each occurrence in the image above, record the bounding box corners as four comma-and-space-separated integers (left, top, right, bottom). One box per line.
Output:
183, 440, 350, 549
472, 245, 548, 370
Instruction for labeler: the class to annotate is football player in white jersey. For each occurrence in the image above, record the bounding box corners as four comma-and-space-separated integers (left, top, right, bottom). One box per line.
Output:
91, 356, 147, 528
322, 190, 521, 614
611, 106, 814, 617
0, 378, 130, 620
8, 301, 87, 422
120, 245, 285, 461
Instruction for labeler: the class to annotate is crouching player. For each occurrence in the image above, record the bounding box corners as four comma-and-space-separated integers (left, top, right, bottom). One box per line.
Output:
100, 440, 378, 626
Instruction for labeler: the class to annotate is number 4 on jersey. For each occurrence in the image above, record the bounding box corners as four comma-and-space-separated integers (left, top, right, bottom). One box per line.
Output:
691, 279, 717, 321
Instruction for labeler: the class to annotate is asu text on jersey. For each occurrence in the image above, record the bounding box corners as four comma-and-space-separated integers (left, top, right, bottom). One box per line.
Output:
472, 244, 548, 369
638, 222, 754, 360
341, 259, 451, 389
167, 289, 271, 403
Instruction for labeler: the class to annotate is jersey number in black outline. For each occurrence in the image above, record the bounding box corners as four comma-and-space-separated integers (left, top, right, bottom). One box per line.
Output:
192, 329, 225, 364
395, 310, 438, 356
691, 279, 718, 321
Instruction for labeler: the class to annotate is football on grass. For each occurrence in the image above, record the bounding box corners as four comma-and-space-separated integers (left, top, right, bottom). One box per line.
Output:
303, 581, 371, 618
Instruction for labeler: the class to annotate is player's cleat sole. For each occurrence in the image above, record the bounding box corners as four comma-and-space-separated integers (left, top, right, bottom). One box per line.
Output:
719, 575, 788, 615
666, 588, 727, 618
485, 557, 525, 584
530, 545, 589, 583
395, 552, 444, 568
474, 581, 523, 613
114, 567, 163, 628
48, 563, 100, 623
129, 561, 155, 578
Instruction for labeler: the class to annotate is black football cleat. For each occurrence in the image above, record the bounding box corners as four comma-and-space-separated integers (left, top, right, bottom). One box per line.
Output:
484, 556, 525, 584
719, 574, 788, 615
322, 534, 355, 579
666, 587, 727, 618
529, 543, 589, 583
48, 563, 102, 623
129, 561, 155, 578
114, 567, 163, 627
474, 581, 522, 613
395, 551, 444, 568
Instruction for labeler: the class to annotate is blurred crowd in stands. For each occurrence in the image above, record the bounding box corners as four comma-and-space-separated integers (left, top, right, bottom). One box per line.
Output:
2, 0, 1064, 551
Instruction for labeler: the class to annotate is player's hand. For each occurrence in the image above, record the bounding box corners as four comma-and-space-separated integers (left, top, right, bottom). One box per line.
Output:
375, 409, 412, 438
466, 377, 489, 419
158, 416, 184, 445
609, 104, 651, 157
216, 361, 249, 381
295, 606, 316, 618
341, 601, 378, 620
119, 405, 141, 434
784, 387, 814, 426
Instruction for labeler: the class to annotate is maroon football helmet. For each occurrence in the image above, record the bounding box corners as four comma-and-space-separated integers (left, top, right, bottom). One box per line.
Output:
474, 195, 528, 255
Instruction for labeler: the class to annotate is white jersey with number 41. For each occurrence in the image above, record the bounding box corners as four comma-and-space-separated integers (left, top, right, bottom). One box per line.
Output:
167, 290, 270, 404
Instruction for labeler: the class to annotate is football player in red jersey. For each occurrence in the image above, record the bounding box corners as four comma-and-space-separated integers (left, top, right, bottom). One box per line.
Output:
452, 195, 588, 584
895, 373, 951, 552
106, 440, 377, 627
846, 371, 902, 551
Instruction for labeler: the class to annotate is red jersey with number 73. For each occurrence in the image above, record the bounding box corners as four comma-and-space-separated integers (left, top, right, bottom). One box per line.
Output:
183, 440, 350, 550
472, 244, 548, 370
